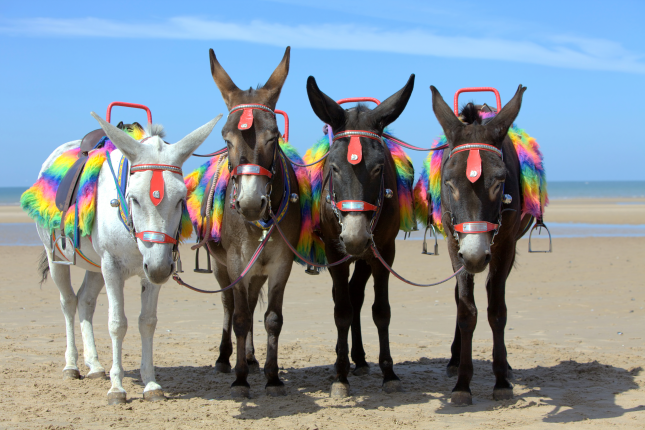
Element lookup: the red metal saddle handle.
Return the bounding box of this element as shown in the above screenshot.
[106,101,153,124]
[336,97,381,106]
[453,87,501,116]
[275,109,289,141]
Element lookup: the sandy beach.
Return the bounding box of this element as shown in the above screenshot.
[0,199,643,429]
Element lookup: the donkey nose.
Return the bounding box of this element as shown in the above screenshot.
[484,251,492,265]
[235,195,268,221]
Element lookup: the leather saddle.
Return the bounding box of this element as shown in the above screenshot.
[54,122,142,235]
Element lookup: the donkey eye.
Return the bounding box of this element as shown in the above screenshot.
[331,165,340,174]
[131,197,140,206]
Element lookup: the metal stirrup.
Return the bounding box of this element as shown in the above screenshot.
[528,219,552,253]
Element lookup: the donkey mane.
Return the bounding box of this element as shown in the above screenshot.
[459,102,483,125]
[144,123,166,139]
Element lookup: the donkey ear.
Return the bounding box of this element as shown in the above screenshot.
[306,76,345,131]
[209,49,240,109]
[430,85,463,144]
[171,114,223,166]
[486,84,527,142]
[263,47,290,108]
[91,112,142,163]
[371,74,415,132]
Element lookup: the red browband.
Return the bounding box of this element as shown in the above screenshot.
[130,164,183,207]
[333,130,383,165]
[449,143,502,184]
[229,104,275,131]
[453,222,498,234]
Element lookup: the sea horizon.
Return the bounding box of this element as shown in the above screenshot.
[2,180,643,205]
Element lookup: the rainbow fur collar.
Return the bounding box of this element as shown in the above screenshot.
[413,125,548,236]
[184,138,318,266]
[303,129,416,261]
[21,131,193,242]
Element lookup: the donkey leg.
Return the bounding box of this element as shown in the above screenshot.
[370,249,402,394]
[77,271,107,379]
[349,260,372,376]
[102,258,128,405]
[329,262,352,398]
[447,281,461,377]
[263,268,291,397]
[138,278,165,402]
[486,246,515,400]
[451,271,477,406]
[230,283,253,398]
[214,260,234,373]
[47,250,80,380]
[245,276,266,373]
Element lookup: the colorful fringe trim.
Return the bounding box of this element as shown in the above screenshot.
[184,139,319,265]
[21,142,116,238]
[414,124,548,236]
[21,129,193,242]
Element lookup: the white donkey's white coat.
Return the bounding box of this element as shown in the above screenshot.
[35,113,221,403]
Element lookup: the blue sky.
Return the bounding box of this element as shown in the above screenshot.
[1,0,644,186]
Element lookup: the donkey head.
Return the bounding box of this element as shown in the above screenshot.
[209,47,290,221]
[431,84,526,273]
[307,75,415,256]
[92,113,221,284]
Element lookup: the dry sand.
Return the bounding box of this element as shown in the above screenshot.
[0,200,643,429]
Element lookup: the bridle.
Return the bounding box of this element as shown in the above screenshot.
[326,130,388,234]
[226,104,280,222]
[444,142,511,245]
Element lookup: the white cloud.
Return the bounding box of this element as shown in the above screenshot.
[2,16,644,73]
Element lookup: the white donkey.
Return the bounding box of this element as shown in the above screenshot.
[35,112,221,404]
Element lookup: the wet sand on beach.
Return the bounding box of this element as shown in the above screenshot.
[0,201,643,429]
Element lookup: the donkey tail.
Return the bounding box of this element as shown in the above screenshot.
[38,249,50,285]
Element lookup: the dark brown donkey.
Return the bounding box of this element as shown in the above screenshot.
[206,47,302,398]
[306,75,414,397]
[429,85,533,405]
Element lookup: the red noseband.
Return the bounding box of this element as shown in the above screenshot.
[233,164,273,178]
[334,200,378,212]
[454,221,498,234]
[135,231,178,244]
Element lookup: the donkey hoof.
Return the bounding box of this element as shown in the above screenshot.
[383,380,403,394]
[446,366,459,377]
[330,382,350,398]
[143,389,166,402]
[451,391,472,406]
[215,362,231,374]
[63,369,81,380]
[266,385,287,397]
[107,391,127,405]
[231,386,251,399]
[86,370,108,380]
[493,388,513,401]
[353,365,370,377]
[247,361,261,374]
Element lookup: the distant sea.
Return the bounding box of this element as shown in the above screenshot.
[3,181,643,205]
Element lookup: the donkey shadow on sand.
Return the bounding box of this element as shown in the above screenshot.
[124,356,643,421]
